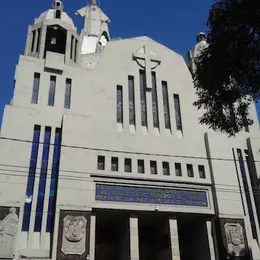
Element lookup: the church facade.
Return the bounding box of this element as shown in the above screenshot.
[1,1,260,259]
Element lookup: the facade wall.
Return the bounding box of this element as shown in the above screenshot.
[0,3,260,260]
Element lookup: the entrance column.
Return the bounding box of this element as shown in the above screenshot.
[169,218,181,260]
[89,214,96,260]
[206,220,216,260]
[130,215,139,260]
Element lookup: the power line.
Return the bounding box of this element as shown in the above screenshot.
[0,136,253,163]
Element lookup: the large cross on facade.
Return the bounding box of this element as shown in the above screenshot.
[133,45,161,90]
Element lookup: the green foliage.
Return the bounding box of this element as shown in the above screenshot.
[194,0,260,136]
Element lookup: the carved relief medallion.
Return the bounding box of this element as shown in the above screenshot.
[61,216,87,256]
[0,207,19,258]
[225,223,245,256]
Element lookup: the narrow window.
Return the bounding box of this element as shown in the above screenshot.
[111,157,119,171]
[125,158,132,173]
[48,76,56,106]
[31,73,40,104]
[128,76,136,125]
[64,78,72,109]
[35,127,51,232]
[55,10,61,19]
[36,29,41,53]
[138,160,145,174]
[70,35,74,60]
[151,72,159,128]
[139,70,147,127]
[46,128,62,233]
[162,162,170,176]
[162,81,171,129]
[31,30,36,53]
[74,40,78,62]
[117,85,123,123]
[150,161,157,175]
[22,125,41,231]
[174,94,183,131]
[237,149,257,239]
[175,163,182,176]
[198,165,206,179]
[97,156,105,170]
[187,164,194,177]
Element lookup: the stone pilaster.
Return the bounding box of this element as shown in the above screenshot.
[89,214,96,260]
[129,216,139,260]
[206,220,216,260]
[169,218,181,260]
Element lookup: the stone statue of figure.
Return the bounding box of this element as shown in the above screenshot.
[187,32,209,75]
[0,208,19,258]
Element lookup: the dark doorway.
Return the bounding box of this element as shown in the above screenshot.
[95,211,129,260]
[138,213,171,260]
[178,215,211,260]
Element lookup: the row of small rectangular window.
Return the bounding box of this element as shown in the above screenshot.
[97,156,206,179]
[117,71,183,132]
[31,73,71,109]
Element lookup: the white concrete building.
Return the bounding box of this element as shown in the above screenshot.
[1,1,260,259]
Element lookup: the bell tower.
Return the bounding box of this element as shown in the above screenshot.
[24,0,79,66]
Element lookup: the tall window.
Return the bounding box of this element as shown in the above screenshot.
[150,161,157,175]
[174,94,183,131]
[111,157,119,171]
[125,158,132,173]
[117,85,123,124]
[237,149,257,239]
[198,165,206,179]
[139,70,147,127]
[128,76,136,125]
[151,72,159,128]
[46,128,62,233]
[48,76,56,106]
[97,156,105,170]
[187,164,194,177]
[162,81,171,129]
[36,29,41,53]
[162,161,170,176]
[35,127,51,232]
[31,73,40,104]
[22,125,41,231]
[138,160,145,174]
[31,30,36,53]
[175,163,182,176]
[64,78,72,109]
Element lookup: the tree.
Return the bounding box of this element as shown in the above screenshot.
[194,0,260,136]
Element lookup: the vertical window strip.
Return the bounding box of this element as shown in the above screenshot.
[31,73,40,104]
[64,78,72,109]
[48,76,56,106]
[36,29,41,53]
[174,94,183,131]
[237,149,257,239]
[162,81,171,129]
[22,125,41,231]
[151,72,159,128]
[117,85,123,123]
[46,128,62,232]
[34,127,51,232]
[128,76,136,125]
[31,30,36,53]
[74,40,78,62]
[70,35,74,60]
[139,70,147,127]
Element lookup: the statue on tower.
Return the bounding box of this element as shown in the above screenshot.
[187,32,209,75]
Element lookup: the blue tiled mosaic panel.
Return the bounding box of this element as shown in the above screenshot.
[96,184,208,207]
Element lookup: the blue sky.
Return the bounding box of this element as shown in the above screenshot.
[0,0,259,125]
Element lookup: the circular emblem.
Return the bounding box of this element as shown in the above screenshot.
[64,216,86,242]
